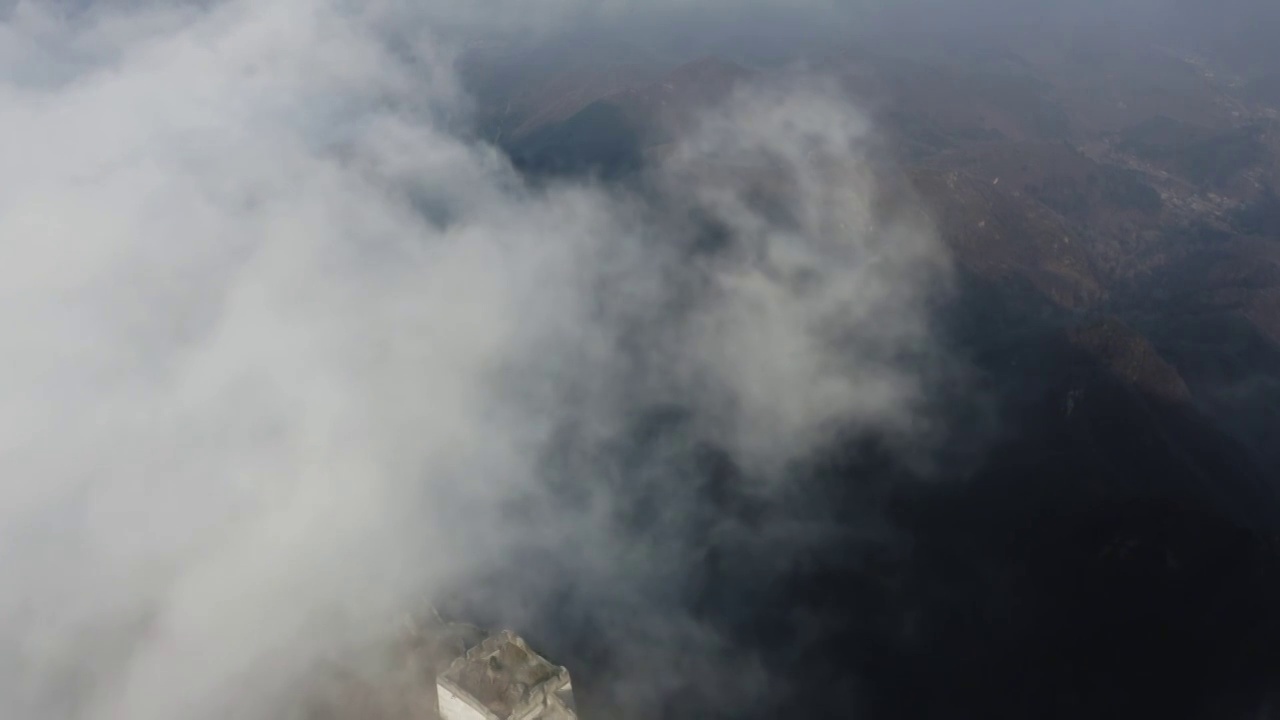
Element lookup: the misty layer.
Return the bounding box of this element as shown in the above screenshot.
[0,2,949,719]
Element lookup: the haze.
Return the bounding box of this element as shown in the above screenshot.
[3,2,1279,719]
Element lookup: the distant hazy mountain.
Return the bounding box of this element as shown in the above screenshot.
[455,24,1280,719]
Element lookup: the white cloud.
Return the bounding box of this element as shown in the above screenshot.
[0,2,950,718]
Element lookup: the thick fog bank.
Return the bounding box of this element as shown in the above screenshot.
[0,2,954,718]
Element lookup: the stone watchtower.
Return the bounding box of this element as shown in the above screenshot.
[435,631,578,720]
